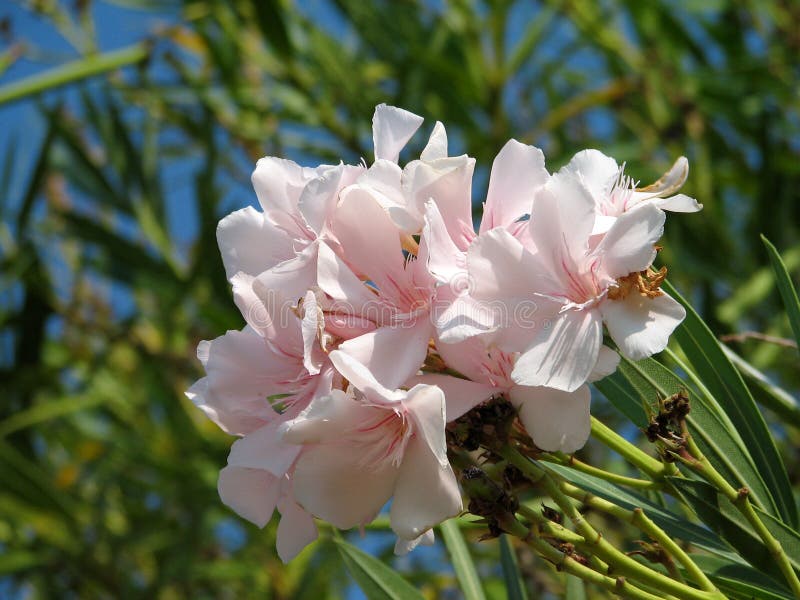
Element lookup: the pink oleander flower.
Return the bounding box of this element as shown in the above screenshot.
[460,169,686,392]
[561,149,702,235]
[187,103,702,564]
[414,336,619,453]
[281,351,462,551]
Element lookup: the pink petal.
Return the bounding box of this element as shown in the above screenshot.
[328,351,402,402]
[276,494,318,563]
[282,389,373,445]
[253,241,320,305]
[228,421,302,477]
[467,228,538,300]
[251,157,318,214]
[231,273,275,338]
[402,384,448,466]
[217,465,279,528]
[422,200,466,284]
[216,207,292,280]
[298,163,364,236]
[404,155,475,247]
[406,373,495,421]
[600,292,685,360]
[316,242,377,309]
[389,435,462,540]
[333,187,407,294]
[510,384,591,453]
[292,443,398,530]
[480,140,548,233]
[335,318,433,390]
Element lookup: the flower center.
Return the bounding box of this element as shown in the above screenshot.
[607,266,667,301]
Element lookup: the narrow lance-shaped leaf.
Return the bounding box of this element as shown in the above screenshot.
[499,535,529,600]
[662,280,797,528]
[761,235,800,351]
[439,518,487,600]
[334,538,424,600]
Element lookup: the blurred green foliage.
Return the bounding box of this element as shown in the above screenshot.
[0,0,798,597]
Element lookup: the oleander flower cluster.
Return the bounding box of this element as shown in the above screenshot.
[187,105,701,562]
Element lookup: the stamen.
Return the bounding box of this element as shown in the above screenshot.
[607,266,667,301]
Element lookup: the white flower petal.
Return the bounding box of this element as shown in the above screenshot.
[373,104,424,163]
[394,529,435,555]
[587,345,620,382]
[601,292,686,360]
[423,200,467,284]
[560,149,619,202]
[653,193,703,213]
[594,203,665,279]
[511,309,602,392]
[420,121,448,161]
[510,384,591,453]
[328,350,402,402]
[298,163,363,236]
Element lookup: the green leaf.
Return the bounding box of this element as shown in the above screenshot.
[663,280,797,528]
[689,555,793,600]
[564,574,587,600]
[0,550,49,574]
[0,394,108,438]
[0,43,149,106]
[333,538,423,600]
[543,463,740,561]
[667,477,800,585]
[248,0,293,58]
[722,346,800,427]
[439,518,487,600]
[499,535,528,600]
[762,235,800,351]
[593,370,649,427]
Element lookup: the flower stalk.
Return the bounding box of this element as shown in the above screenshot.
[501,447,725,600]
[590,417,679,480]
[679,432,800,598]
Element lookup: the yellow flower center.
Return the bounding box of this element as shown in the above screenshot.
[607,266,667,301]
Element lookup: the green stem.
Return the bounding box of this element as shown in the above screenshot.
[590,417,678,480]
[517,504,587,545]
[558,481,717,592]
[544,452,662,490]
[502,447,724,600]
[0,43,150,106]
[498,513,666,600]
[682,435,800,598]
